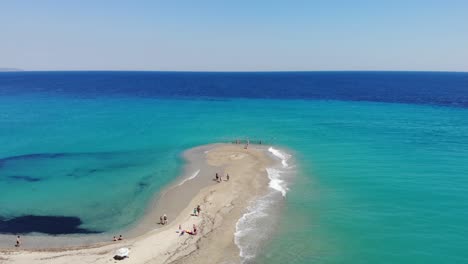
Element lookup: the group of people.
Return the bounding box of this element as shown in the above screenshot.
[215,173,230,183]
[192,204,202,216]
[234,139,261,144]
[112,235,123,241]
[234,138,251,149]
[15,235,21,247]
[14,234,125,247]
[159,214,168,225]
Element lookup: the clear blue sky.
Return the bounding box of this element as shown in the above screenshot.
[1,0,467,71]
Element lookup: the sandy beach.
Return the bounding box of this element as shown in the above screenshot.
[0,144,274,264]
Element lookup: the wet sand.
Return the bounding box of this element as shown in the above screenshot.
[0,144,274,264]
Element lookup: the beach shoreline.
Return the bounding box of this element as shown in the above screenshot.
[0,143,280,264]
[0,144,221,249]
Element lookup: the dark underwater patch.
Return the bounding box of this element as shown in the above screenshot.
[0,153,67,165]
[0,152,139,181]
[88,169,98,174]
[8,175,41,182]
[65,162,141,179]
[137,181,149,191]
[0,215,100,235]
[0,151,124,167]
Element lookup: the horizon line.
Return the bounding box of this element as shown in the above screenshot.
[1,70,468,74]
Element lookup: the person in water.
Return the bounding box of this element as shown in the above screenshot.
[113,236,117,241]
[15,236,21,247]
[118,235,123,240]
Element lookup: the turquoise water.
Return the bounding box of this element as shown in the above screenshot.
[1,95,468,262]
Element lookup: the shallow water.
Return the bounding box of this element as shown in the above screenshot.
[1,72,468,263]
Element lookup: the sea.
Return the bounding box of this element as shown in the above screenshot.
[0,71,467,263]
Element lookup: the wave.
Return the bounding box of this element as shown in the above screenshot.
[267,147,292,196]
[177,169,200,186]
[268,146,291,168]
[234,193,277,263]
[235,146,293,263]
[266,168,288,197]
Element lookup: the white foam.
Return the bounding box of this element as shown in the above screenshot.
[267,147,291,196]
[268,147,291,168]
[234,147,293,263]
[177,169,200,186]
[266,168,288,197]
[234,194,275,262]
[234,147,294,264]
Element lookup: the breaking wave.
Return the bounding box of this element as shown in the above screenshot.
[234,146,294,263]
[177,169,200,186]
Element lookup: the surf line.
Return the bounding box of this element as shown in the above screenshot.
[234,146,292,263]
[178,169,201,186]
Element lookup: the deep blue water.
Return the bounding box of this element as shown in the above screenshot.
[1,71,468,107]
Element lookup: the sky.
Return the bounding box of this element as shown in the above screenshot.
[0,0,467,71]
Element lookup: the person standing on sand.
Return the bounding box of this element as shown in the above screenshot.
[197,205,201,215]
[193,207,198,216]
[215,173,219,182]
[15,236,21,247]
[163,214,168,224]
[219,174,222,182]
[226,173,230,181]
[160,215,164,225]
[193,224,197,235]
